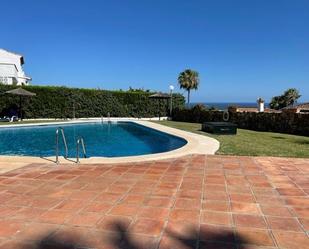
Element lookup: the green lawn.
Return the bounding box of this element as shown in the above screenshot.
[153,121,309,158]
[0,120,69,125]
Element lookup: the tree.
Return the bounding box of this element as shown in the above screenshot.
[128,87,150,93]
[178,69,199,105]
[270,88,301,110]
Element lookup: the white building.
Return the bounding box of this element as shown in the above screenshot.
[0,49,31,85]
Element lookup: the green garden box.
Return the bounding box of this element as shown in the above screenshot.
[202,122,237,135]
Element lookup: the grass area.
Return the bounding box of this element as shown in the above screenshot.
[154,120,309,158]
[0,120,70,125]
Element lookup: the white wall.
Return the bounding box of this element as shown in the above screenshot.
[0,49,31,85]
[0,64,18,77]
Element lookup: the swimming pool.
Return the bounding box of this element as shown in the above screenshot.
[0,122,187,158]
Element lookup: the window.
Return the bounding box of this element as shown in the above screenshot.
[0,76,8,84]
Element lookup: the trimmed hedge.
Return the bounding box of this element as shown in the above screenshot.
[172,106,309,136]
[0,85,185,118]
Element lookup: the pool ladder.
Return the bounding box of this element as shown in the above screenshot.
[55,127,87,164]
[76,137,87,163]
[101,112,111,124]
[55,127,68,164]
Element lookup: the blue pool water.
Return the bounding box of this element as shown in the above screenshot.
[0,122,187,157]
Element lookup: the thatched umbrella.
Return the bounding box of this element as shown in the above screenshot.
[149,92,171,120]
[5,88,36,120]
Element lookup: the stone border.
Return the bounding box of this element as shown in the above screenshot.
[0,119,219,167]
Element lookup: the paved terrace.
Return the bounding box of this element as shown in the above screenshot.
[0,155,308,249]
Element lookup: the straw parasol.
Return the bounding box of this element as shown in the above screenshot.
[5,87,36,120]
[149,92,171,120]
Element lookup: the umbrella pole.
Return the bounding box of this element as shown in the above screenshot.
[159,99,161,121]
[19,96,22,121]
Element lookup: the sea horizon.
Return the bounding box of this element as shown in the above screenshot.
[189,102,268,110]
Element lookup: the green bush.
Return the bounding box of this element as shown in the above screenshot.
[172,107,223,123]
[0,85,185,118]
[172,107,309,136]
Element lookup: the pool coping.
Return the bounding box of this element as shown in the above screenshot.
[0,119,219,167]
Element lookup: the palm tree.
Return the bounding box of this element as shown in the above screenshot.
[178,69,199,105]
[284,88,301,106]
[270,88,301,110]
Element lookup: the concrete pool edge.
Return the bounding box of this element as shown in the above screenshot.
[0,119,220,168]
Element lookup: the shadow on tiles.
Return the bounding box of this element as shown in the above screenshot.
[20,221,249,249]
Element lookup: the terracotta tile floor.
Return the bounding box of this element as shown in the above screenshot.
[0,155,308,249]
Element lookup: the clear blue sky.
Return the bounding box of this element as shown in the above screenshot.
[2,0,309,102]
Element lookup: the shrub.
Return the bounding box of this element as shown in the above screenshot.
[0,85,185,118]
[172,106,309,136]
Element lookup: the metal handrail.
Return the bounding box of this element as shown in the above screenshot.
[76,137,87,163]
[55,127,68,164]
